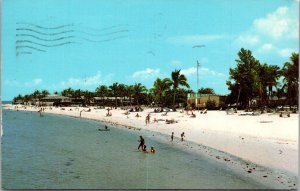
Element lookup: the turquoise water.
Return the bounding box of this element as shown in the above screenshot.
[2,109,268,189]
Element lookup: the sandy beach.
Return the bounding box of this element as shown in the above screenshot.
[3,104,298,188]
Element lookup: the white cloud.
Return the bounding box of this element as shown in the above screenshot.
[278,48,296,57]
[5,78,43,87]
[181,67,197,76]
[235,5,298,58]
[253,6,291,39]
[131,68,160,80]
[60,71,113,87]
[257,43,274,53]
[181,67,225,78]
[200,67,225,77]
[167,35,225,45]
[235,35,260,46]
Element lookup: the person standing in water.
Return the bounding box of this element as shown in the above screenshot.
[171,132,174,141]
[142,145,148,153]
[138,136,145,150]
[181,132,185,141]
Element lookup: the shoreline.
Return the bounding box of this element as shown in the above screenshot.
[2,104,298,188]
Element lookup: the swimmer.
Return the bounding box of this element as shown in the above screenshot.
[150,146,155,153]
[181,132,185,141]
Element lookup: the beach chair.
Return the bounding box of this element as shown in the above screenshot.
[279,111,290,118]
[161,111,168,116]
[252,111,261,116]
[226,108,235,115]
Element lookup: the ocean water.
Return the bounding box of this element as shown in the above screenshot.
[2,101,12,104]
[1,109,268,189]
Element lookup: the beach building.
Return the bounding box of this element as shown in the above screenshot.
[72,96,85,106]
[92,96,133,106]
[40,95,72,106]
[250,96,288,107]
[187,93,227,109]
[13,100,23,105]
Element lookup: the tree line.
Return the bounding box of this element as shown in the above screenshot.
[12,48,299,109]
[227,48,298,108]
[13,70,191,110]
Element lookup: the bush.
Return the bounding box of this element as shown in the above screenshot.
[206,100,217,110]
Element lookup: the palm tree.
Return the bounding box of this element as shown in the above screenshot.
[32,90,42,106]
[74,89,82,98]
[125,85,134,106]
[198,87,215,95]
[133,83,147,107]
[257,64,280,106]
[118,83,126,107]
[95,85,109,106]
[82,90,94,106]
[227,48,260,108]
[281,53,299,107]
[41,90,50,97]
[23,94,32,105]
[61,88,74,97]
[266,65,280,104]
[151,78,172,108]
[170,69,190,111]
[109,82,120,107]
[13,94,23,104]
[39,90,50,106]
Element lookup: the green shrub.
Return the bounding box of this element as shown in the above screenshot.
[206,100,217,110]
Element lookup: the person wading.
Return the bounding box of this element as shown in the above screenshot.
[138,136,145,150]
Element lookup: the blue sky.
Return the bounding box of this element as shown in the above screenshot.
[2,0,299,100]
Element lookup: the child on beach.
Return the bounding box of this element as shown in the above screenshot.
[181,132,185,141]
[138,136,145,150]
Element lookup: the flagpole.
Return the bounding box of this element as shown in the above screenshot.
[194,45,205,110]
[196,60,200,110]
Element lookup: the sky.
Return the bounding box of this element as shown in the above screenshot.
[2,0,299,101]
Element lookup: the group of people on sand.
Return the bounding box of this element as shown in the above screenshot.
[138,136,155,154]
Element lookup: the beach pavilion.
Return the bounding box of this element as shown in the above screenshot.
[39,95,72,106]
[187,93,227,109]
